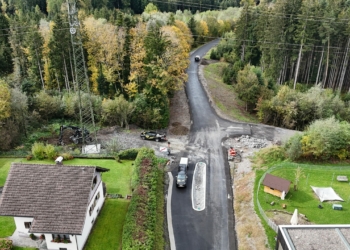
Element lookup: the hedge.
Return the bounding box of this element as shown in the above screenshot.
[122,147,165,250]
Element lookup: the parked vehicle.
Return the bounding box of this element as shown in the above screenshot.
[194,55,200,62]
[140,131,166,142]
[58,125,92,145]
[176,157,189,188]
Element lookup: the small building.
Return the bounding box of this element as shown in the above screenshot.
[276,225,350,249]
[262,173,291,198]
[0,163,109,250]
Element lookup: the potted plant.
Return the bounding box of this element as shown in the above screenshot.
[39,234,45,240]
[29,233,36,240]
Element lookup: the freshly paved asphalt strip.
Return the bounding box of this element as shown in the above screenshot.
[167,172,176,250]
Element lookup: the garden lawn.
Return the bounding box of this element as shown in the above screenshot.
[84,199,129,250]
[257,162,350,224]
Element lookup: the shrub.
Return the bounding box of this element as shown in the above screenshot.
[0,238,12,250]
[61,152,73,160]
[29,233,37,240]
[252,146,286,167]
[284,133,303,160]
[45,144,57,160]
[33,91,62,121]
[301,116,350,160]
[32,142,46,160]
[117,148,139,160]
[105,139,122,155]
[26,155,33,160]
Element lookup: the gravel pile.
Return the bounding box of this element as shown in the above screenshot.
[225,135,270,149]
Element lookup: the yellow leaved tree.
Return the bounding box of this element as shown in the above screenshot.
[126,22,147,98]
[83,16,125,93]
[0,80,11,121]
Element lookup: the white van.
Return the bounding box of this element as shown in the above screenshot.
[176,157,189,188]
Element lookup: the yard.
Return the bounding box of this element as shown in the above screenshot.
[0,158,134,250]
[257,162,350,224]
[84,199,130,250]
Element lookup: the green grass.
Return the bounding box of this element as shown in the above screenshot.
[255,163,350,247]
[203,62,259,123]
[254,170,277,249]
[12,247,37,250]
[85,199,130,250]
[0,216,15,237]
[259,163,350,224]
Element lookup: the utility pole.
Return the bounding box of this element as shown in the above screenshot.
[67,0,98,153]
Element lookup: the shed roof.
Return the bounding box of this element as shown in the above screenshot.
[262,173,291,193]
[0,163,109,234]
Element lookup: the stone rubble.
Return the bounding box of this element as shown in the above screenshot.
[225,135,270,150]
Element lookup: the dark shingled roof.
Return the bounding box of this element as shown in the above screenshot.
[262,173,291,193]
[0,163,109,235]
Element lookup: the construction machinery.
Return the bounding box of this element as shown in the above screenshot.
[58,125,92,145]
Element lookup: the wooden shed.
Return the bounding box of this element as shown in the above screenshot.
[262,173,291,198]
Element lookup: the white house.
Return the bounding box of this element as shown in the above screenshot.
[0,162,109,250]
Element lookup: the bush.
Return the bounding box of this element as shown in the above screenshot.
[284,133,303,160]
[301,116,350,160]
[61,152,74,160]
[117,148,139,160]
[45,144,57,160]
[0,239,12,250]
[32,142,46,160]
[105,139,122,155]
[29,233,37,240]
[33,91,62,121]
[252,146,286,167]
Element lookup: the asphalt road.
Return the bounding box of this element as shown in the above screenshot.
[171,40,238,250]
[170,40,279,250]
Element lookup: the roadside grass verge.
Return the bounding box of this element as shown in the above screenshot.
[202,62,259,123]
[84,199,130,250]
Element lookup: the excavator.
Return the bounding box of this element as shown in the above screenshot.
[58,125,93,145]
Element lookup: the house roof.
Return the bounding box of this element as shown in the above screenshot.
[262,173,291,193]
[0,163,109,235]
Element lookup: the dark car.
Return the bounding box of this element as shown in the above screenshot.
[194,55,200,62]
[176,171,188,187]
[176,157,189,188]
[140,131,166,142]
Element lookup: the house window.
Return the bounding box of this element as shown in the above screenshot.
[270,187,275,190]
[24,222,31,229]
[89,206,93,216]
[92,176,97,189]
[59,248,67,250]
[96,191,100,200]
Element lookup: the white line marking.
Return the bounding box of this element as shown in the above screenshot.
[167,172,176,250]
